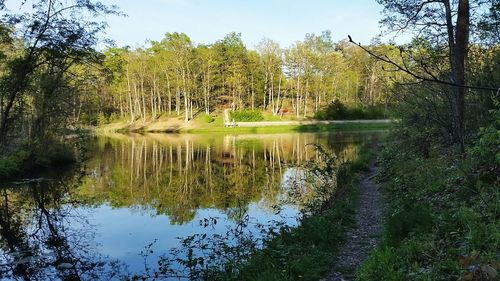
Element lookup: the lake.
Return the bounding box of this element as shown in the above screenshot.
[0,131,383,280]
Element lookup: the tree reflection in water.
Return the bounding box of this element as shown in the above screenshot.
[0,131,383,280]
[0,175,126,280]
[78,132,375,224]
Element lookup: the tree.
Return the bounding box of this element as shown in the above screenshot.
[95,30,400,124]
[372,0,499,151]
[256,38,282,114]
[196,45,216,114]
[213,32,248,110]
[0,0,118,146]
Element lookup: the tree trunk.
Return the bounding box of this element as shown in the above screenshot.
[182,69,189,123]
[276,74,282,115]
[263,72,268,110]
[166,73,172,115]
[127,65,134,122]
[444,0,469,152]
[296,74,300,118]
[271,72,275,115]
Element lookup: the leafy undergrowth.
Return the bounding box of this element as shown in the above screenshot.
[357,116,499,281]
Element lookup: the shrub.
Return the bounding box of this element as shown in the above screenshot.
[385,203,434,246]
[230,110,264,122]
[347,107,364,119]
[0,150,29,179]
[357,247,405,281]
[362,106,386,119]
[202,113,214,123]
[314,100,387,120]
[108,113,122,123]
[313,110,328,120]
[321,100,348,119]
[97,112,107,126]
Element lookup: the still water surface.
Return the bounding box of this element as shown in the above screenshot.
[0,131,382,280]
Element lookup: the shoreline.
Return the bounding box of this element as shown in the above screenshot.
[97,119,394,134]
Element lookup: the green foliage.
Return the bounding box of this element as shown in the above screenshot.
[470,101,500,168]
[0,149,30,179]
[349,144,376,173]
[230,110,264,122]
[88,31,400,125]
[358,109,500,281]
[97,112,108,126]
[357,247,405,281]
[315,100,347,119]
[202,113,215,123]
[0,0,118,146]
[314,100,387,120]
[385,204,434,246]
[0,140,76,179]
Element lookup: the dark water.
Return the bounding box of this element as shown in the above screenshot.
[0,131,383,280]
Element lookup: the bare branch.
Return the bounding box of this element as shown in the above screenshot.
[347,35,499,92]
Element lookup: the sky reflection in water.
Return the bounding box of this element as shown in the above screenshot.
[0,131,382,279]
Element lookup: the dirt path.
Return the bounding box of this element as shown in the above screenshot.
[321,160,385,281]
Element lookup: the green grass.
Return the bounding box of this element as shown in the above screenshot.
[181,122,393,134]
[97,110,393,134]
[235,186,360,281]
[230,110,264,121]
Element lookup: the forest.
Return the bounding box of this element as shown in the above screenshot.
[1,0,495,159]
[0,0,498,280]
[91,31,397,124]
[0,0,403,176]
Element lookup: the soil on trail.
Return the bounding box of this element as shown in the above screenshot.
[321,161,385,281]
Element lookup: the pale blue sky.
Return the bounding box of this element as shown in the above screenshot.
[100,0,385,49]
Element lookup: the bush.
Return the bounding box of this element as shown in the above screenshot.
[314,100,348,120]
[357,247,405,281]
[314,100,387,120]
[108,113,122,123]
[97,112,108,126]
[385,203,434,246]
[230,110,264,122]
[0,150,29,179]
[202,113,214,123]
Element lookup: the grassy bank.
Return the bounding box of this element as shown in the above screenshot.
[357,123,499,280]
[98,115,393,134]
[181,122,392,134]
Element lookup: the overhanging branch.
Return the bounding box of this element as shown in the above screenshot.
[348,35,499,92]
